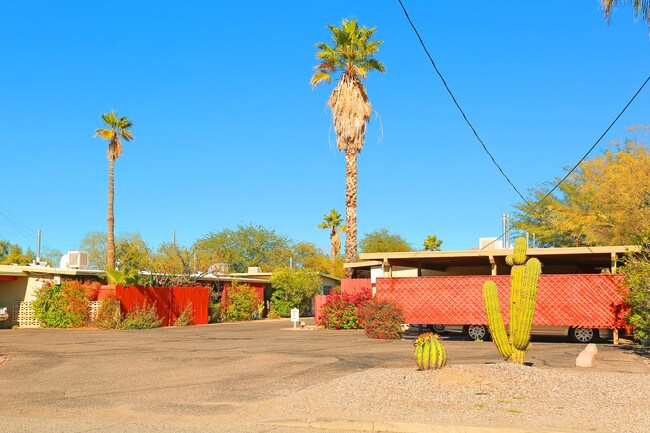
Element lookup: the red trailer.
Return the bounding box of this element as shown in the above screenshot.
[341,245,636,344]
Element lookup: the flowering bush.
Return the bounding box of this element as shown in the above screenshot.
[32,280,90,328]
[359,299,405,339]
[318,288,372,329]
[120,303,161,330]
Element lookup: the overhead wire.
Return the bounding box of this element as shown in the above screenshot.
[396,0,650,249]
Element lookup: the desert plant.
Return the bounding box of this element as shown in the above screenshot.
[223,282,259,321]
[120,303,161,330]
[414,332,447,370]
[95,293,122,329]
[483,237,542,364]
[318,288,372,329]
[32,281,90,328]
[174,302,194,326]
[359,299,405,339]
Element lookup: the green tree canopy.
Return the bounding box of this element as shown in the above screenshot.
[513,137,650,246]
[359,228,412,253]
[194,224,293,273]
[0,241,35,265]
[270,267,322,316]
[423,235,443,251]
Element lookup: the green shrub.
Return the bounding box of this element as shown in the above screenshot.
[268,302,281,319]
[224,282,259,321]
[33,281,90,328]
[95,293,122,329]
[120,304,161,330]
[208,301,222,323]
[174,303,194,326]
[622,232,650,341]
[270,267,321,316]
[359,299,405,339]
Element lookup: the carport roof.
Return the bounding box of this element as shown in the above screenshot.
[345,245,639,270]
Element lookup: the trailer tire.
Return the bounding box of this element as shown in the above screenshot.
[464,324,489,341]
[569,327,597,343]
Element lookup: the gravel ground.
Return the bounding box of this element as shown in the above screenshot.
[272,363,649,433]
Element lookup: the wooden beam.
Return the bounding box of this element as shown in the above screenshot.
[0,276,17,281]
[489,255,497,276]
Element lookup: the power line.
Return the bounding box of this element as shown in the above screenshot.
[397,0,650,248]
[396,0,529,205]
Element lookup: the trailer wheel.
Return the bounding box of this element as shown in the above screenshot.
[432,324,446,334]
[464,324,489,341]
[569,327,597,343]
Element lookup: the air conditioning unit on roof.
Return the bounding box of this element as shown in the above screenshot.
[479,237,502,250]
[64,251,89,269]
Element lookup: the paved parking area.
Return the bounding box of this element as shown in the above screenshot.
[0,319,646,432]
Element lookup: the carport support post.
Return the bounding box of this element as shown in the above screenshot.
[489,256,497,276]
[613,329,619,346]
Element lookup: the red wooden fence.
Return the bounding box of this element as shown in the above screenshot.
[374,274,628,328]
[115,285,209,326]
[341,278,372,295]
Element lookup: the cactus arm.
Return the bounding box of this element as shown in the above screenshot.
[483,281,512,360]
[509,265,525,339]
[512,237,528,265]
[512,258,541,350]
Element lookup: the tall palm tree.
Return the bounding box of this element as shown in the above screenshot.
[317,209,345,261]
[94,111,134,269]
[311,18,385,276]
[602,0,650,25]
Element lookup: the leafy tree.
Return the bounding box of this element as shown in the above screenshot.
[80,231,108,270]
[148,242,212,286]
[360,228,412,253]
[0,242,35,265]
[311,18,385,275]
[423,235,443,251]
[291,241,344,278]
[602,0,650,26]
[115,233,151,284]
[621,231,650,341]
[513,138,650,246]
[270,267,322,316]
[94,111,134,269]
[317,209,345,261]
[195,224,293,273]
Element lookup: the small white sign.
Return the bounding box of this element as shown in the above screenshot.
[290,308,300,323]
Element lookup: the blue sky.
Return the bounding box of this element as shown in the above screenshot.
[2,1,650,256]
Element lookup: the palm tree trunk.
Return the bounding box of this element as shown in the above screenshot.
[107,158,115,269]
[344,147,358,277]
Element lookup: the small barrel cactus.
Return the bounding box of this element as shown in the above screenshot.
[414,332,447,370]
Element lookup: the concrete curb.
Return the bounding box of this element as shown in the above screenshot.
[260,418,578,433]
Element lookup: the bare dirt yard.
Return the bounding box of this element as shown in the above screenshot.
[0,319,647,433]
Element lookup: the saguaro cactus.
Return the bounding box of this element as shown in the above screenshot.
[414,332,447,370]
[483,237,541,364]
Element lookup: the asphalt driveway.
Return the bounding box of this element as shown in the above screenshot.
[0,319,646,432]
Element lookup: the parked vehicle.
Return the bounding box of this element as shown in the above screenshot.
[429,324,611,343]
[0,307,8,322]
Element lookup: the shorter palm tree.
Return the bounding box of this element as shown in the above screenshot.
[317,209,345,261]
[94,111,134,269]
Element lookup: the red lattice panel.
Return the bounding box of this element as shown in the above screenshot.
[375,274,627,328]
[341,279,371,295]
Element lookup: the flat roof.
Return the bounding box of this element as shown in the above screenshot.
[0,265,103,277]
[229,271,341,282]
[345,245,639,269]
